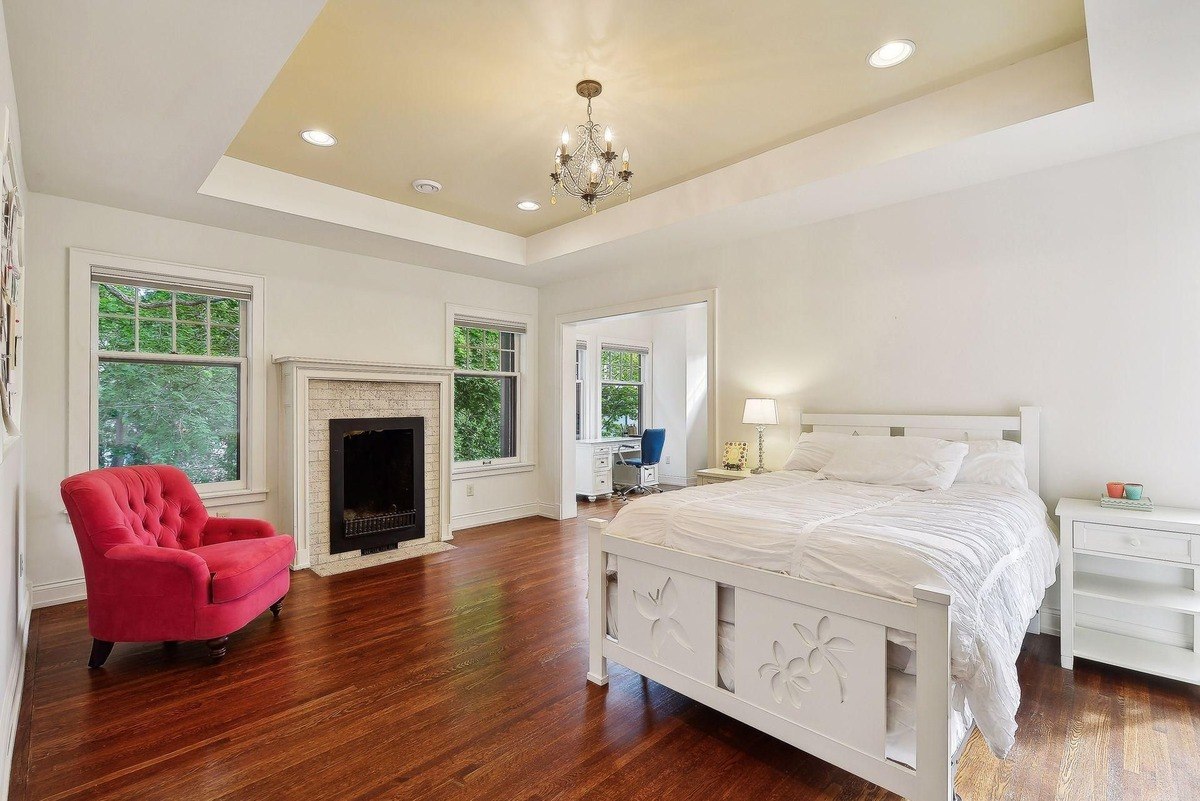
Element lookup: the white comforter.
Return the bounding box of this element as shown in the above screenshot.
[605,470,1058,758]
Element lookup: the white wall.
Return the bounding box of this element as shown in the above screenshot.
[539,132,1200,643]
[0,3,27,794]
[23,192,539,604]
[683,304,709,479]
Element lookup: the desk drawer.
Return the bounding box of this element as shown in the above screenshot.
[593,453,612,471]
[594,472,611,493]
[1074,521,1197,564]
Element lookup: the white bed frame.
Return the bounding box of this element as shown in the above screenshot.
[587,407,1041,801]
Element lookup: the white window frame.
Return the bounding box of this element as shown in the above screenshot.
[598,338,652,438]
[445,304,534,478]
[575,342,587,441]
[68,249,268,507]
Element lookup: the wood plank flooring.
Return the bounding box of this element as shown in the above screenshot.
[10,499,1200,800]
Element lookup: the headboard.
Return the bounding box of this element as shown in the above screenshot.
[800,406,1041,495]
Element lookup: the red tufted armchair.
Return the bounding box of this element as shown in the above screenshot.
[60,465,294,668]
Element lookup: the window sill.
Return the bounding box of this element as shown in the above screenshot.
[452,462,536,479]
[199,488,269,508]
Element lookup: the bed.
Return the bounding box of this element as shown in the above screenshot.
[586,408,1056,801]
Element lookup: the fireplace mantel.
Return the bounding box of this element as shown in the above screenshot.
[276,355,454,569]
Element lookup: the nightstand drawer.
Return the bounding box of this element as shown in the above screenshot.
[1073,521,1197,564]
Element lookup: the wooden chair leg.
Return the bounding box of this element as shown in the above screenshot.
[206,636,229,662]
[88,639,114,669]
[270,597,284,618]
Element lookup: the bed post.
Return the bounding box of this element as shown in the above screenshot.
[1019,406,1041,497]
[587,518,609,686]
[914,584,955,801]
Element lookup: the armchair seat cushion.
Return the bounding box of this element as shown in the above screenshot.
[191,535,295,604]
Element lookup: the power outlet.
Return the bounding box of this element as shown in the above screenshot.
[665,456,672,464]
[465,484,475,497]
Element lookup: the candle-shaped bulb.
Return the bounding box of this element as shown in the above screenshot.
[622,147,629,169]
[561,127,570,146]
[590,158,600,174]
[604,126,613,148]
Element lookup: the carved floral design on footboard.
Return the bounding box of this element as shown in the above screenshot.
[758,616,856,707]
[632,577,694,657]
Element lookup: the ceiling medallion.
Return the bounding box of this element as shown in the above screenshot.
[550,80,633,215]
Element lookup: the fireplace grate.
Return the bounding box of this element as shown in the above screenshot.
[344,509,417,539]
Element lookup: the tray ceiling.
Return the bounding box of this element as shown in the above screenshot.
[225,0,1086,237]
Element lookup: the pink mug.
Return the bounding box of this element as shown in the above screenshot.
[1106,482,1125,499]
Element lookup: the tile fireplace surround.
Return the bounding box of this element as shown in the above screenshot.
[275,356,454,575]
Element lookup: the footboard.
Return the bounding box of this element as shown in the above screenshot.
[587,518,956,801]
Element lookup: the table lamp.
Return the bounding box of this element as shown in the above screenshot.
[742,398,778,474]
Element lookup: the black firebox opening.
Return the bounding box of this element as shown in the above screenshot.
[329,416,425,555]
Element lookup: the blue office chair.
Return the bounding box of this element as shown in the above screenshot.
[616,428,667,499]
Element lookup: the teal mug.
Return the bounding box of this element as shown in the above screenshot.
[1123,483,1144,500]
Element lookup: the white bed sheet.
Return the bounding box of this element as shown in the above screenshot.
[604,470,1057,758]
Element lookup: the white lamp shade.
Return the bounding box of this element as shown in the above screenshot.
[742,398,778,425]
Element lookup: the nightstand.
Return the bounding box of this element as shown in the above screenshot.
[696,467,755,485]
[1056,498,1200,684]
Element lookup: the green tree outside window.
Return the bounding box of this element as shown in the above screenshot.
[95,283,243,485]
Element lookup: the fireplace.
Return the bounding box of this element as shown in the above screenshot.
[329,416,425,555]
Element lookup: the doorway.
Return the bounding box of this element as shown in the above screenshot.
[555,290,716,520]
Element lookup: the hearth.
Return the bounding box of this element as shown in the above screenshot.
[329,416,425,555]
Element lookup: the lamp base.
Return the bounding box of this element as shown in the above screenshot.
[751,425,767,475]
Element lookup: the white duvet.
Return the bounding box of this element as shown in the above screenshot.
[605,470,1058,758]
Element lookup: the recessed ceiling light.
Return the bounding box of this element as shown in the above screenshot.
[412,179,442,194]
[867,40,916,69]
[516,200,540,211]
[299,129,337,147]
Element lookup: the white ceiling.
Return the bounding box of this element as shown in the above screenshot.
[6,0,1200,287]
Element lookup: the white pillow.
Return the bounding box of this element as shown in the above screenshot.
[816,436,968,491]
[953,439,1028,490]
[781,432,851,471]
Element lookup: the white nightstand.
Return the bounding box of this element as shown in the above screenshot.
[1056,498,1200,684]
[696,467,756,485]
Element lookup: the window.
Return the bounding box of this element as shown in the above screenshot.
[69,249,267,505]
[94,282,246,487]
[452,320,523,466]
[575,342,586,440]
[600,345,648,437]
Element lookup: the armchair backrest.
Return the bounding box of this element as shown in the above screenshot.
[640,428,667,466]
[61,465,210,557]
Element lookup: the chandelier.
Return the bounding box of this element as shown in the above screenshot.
[550,80,632,214]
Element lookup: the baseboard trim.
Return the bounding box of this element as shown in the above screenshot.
[536,502,562,520]
[451,503,541,532]
[2,586,31,799]
[31,578,86,609]
[1038,606,1190,649]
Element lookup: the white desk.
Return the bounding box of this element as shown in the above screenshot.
[576,437,641,501]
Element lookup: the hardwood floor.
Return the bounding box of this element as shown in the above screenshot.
[11,499,1200,800]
